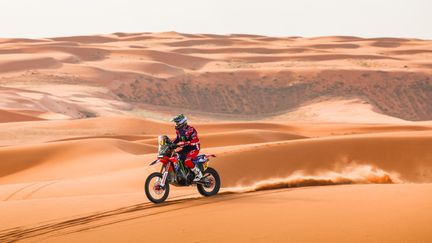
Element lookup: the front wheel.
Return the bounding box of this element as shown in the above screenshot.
[197,167,220,196]
[145,172,170,203]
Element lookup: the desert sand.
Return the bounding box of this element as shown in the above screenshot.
[0,33,432,242]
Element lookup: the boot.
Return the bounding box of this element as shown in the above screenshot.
[192,166,203,182]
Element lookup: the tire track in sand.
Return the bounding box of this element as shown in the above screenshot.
[21,180,59,200]
[0,189,287,242]
[3,182,40,201]
[3,180,59,201]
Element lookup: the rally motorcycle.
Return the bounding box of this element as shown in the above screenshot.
[145,135,221,203]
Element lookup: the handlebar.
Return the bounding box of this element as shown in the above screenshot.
[169,143,179,149]
[170,142,189,149]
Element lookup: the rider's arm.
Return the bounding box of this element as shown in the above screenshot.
[172,130,180,144]
[190,127,198,141]
[183,127,198,145]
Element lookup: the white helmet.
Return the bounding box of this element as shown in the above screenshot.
[171,113,188,129]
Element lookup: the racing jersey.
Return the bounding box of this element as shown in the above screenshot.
[173,125,200,149]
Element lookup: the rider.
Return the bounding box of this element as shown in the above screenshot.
[170,114,203,181]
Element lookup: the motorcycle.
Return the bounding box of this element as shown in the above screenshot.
[144,135,221,203]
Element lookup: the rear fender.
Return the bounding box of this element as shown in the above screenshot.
[194,154,216,163]
[194,154,216,170]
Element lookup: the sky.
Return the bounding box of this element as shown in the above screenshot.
[0,0,431,39]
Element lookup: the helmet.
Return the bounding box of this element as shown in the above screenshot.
[171,113,188,130]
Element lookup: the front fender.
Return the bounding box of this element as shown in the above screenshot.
[149,159,158,166]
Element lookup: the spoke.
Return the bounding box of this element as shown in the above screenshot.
[203,175,215,189]
[151,177,165,197]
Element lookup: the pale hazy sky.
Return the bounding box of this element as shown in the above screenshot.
[0,0,431,39]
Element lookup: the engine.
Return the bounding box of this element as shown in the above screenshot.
[176,169,195,186]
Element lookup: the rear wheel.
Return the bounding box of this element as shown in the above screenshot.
[145,172,170,203]
[197,167,220,196]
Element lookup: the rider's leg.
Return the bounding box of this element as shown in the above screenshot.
[177,151,187,170]
[196,161,204,173]
[178,147,194,172]
[185,149,202,181]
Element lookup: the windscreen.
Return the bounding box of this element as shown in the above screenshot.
[157,135,171,158]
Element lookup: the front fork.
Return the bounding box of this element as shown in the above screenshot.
[159,164,170,187]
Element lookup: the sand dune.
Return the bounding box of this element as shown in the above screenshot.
[112,49,212,70]
[0,120,431,201]
[2,115,431,146]
[0,138,153,182]
[23,184,429,243]
[172,47,310,54]
[0,32,431,121]
[0,109,44,123]
[307,43,361,49]
[97,60,185,78]
[0,55,62,73]
[0,117,430,242]
[1,117,431,183]
[50,35,119,44]
[216,131,432,186]
[1,33,432,242]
